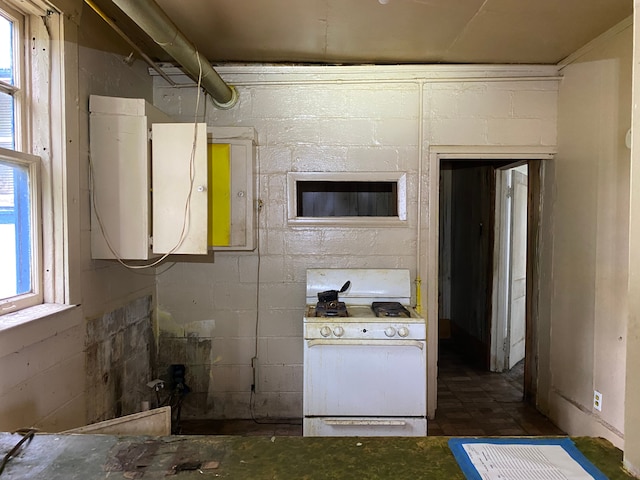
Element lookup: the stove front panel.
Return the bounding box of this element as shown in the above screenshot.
[303,340,426,417]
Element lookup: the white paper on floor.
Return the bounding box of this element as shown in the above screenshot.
[461,443,597,480]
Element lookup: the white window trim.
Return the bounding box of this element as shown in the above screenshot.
[0,0,76,321]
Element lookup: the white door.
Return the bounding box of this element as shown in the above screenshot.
[507,168,528,369]
[491,166,528,372]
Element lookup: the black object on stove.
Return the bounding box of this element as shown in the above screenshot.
[317,280,351,303]
[315,301,348,317]
[371,302,411,318]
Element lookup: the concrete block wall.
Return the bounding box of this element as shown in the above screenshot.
[153,66,559,420]
[427,81,557,146]
[0,5,158,433]
[77,9,158,320]
[85,296,154,423]
[76,6,159,426]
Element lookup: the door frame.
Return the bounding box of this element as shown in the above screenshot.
[424,146,554,418]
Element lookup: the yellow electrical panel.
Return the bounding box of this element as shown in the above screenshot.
[208,143,231,247]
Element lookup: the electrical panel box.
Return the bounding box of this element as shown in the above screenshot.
[89,95,256,260]
[207,127,257,252]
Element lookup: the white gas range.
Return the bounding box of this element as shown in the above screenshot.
[303,268,427,437]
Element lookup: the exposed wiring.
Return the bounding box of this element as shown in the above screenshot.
[89,51,205,270]
[248,194,300,426]
[127,261,177,277]
[248,145,287,424]
[156,386,187,434]
[249,172,262,423]
[0,428,37,475]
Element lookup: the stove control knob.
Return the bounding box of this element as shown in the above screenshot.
[333,326,345,337]
[398,327,410,338]
[384,326,397,337]
[320,326,332,337]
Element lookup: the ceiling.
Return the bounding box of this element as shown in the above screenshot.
[92,0,633,66]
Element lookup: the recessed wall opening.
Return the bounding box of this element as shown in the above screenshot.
[287,172,407,225]
[296,181,398,217]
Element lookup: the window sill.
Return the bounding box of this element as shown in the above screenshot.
[0,304,81,354]
[288,217,408,227]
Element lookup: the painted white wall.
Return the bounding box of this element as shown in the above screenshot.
[625,3,640,475]
[541,23,631,448]
[77,7,158,321]
[0,306,84,432]
[0,2,157,432]
[153,66,559,419]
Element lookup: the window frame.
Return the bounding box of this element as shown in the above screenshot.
[0,1,25,152]
[287,171,408,227]
[0,147,42,313]
[0,0,51,315]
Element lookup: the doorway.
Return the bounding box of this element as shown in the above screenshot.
[429,158,558,436]
[438,160,523,371]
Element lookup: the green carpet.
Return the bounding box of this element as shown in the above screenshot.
[0,433,635,479]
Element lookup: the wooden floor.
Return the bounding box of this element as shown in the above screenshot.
[428,340,564,436]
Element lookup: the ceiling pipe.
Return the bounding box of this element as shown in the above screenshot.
[111,0,238,109]
[84,0,177,87]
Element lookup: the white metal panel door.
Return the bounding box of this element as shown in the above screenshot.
[152,123,208,254]
[89,114,151,260]
[229,143,248,247]
[303,340,426,417]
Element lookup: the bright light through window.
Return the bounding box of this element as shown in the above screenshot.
[0,13,13,81]
[0,5,37,308]
[0,13,15,150]
[0,160,30,298]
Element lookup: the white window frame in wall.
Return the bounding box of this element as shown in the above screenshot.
[0,0,67,317]
[287,171,408,226]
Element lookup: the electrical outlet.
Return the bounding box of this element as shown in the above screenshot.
[593,390,603,412]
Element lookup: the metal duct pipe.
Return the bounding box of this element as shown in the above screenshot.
[112,0,238,109]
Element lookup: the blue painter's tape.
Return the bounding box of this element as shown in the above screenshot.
[448,437,608,480]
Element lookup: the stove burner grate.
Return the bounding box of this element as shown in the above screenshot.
[315,301,348,317]
[371,301,411,318]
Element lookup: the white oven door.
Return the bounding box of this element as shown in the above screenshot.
[303,339,426,417]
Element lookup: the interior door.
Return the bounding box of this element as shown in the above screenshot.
[507,169,528,368]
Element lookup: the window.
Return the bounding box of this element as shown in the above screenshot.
[0,151,39,301]
[287,172,407,226]
[0,1,45,314]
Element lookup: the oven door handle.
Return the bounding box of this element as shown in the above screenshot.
[323,419,407,427]
[306,339,424,349]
